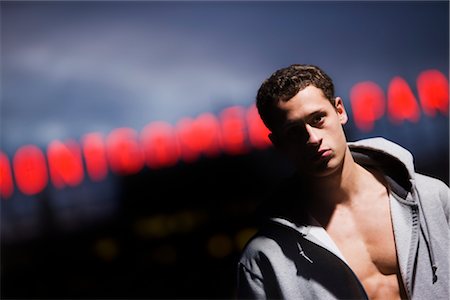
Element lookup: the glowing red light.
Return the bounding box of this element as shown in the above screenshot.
[417,70,449,117]
[2,68,448,197]
[220,106,248,155]
[107,128,145,175]
[47,140,84,188]
[350,81,385,132]
[141,122,180,169]
[82,133,108,181]
[13,145,48,196]
[246,104,271,149]
[176,113,222,163]
[388,77,420,123]
[0,152,14,199]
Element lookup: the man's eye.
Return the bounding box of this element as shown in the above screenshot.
[311,115,324,126]
[284,127,299,138]
[283,126,307,141]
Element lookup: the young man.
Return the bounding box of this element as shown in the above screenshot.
[236,64,449,299]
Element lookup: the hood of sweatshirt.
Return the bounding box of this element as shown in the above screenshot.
[348,137,416,203]
[349,137,415,176]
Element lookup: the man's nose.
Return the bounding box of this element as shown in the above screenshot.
[305,124,322,145]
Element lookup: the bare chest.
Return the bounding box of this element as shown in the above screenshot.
[326,194,404,299]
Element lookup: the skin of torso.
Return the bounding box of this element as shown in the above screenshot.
[320,166,408,300]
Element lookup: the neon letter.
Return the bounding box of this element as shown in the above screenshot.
[106,128,144,175]
[388,77,420,123]
[350,81,385,132]
[220,106,248,155]
[47,140,84,188]
[176,113,222,163]
[246,104,271,149]
[141,122,179,169]
[82,133,108,181]
[417,69,449,117]
[0,152,14,199]
[13,145,48,195]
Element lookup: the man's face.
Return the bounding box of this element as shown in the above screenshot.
[269,85,349,178]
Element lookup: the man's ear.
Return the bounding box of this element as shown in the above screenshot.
[335,97,348,125]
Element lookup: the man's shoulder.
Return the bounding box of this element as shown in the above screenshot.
[415,173,449,192]
[414,173,450,224]
[415,173,449,210]
[240,227,285,259]
[239,221,303,264]
[238,230,286,275]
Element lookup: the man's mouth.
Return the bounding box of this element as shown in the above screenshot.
[311,149,332,161]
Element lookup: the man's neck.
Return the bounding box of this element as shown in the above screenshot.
[306,148,370,225]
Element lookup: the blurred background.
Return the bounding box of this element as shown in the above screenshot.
[1,1,448,299]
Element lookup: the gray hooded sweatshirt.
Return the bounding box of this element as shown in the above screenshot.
[237,137,449,299]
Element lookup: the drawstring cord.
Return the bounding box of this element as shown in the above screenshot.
[416,187,438,283]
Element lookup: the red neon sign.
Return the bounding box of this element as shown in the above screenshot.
[246,105,271,149]
[417,70,449,117]
[1,69,448,198]
[12,145,48,196]
[82,133,108,181]
[349,69,448,131]
[47,140,84,188]
[350,81,385,132]
[220,106,248,155]
[107,128,145,175]
[176,113,222,163]
[141,122,180,169]
[0,152,14,199]
[388,77,420,124]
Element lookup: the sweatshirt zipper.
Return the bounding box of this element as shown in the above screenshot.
[271,219,369,300]
[297,236,370,300]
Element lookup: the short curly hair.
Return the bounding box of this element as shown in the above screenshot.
[256,64,335,131]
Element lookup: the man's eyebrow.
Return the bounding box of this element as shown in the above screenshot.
[281,120,303,131]
[282,110,325,129]
[307,110,326,120]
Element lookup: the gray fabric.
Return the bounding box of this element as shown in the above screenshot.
[237,137,450,299]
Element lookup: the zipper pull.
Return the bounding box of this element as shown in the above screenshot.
[297,243,313,263]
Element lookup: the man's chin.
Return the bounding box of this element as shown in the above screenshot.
[303,160,338,178]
